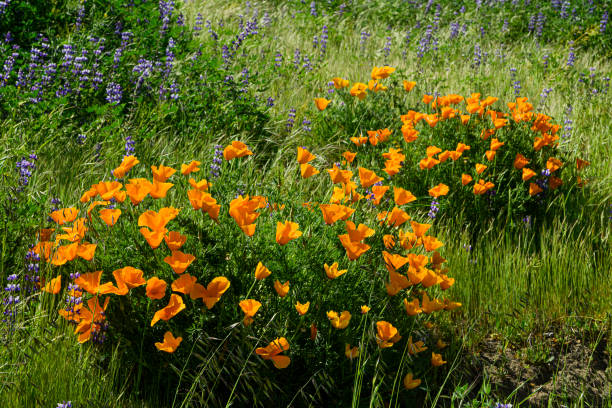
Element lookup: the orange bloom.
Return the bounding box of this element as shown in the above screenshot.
[324,262,347,279]
[490,138,505,151]
[99,208,121,226]
[275,221,302,245]
[422,292,444,313]
[151,293,186,326]
[191,276,231,309]
[342,151,356,163]
[410,221,431,238]
[295,301,310,316]
[150,180,174,199]
[255,337,290,369]
[181,160,201,175]
[297,147,316,164]
[546,157,563,172]
[401,126,419,143]
[255,262,271,280]
[146,277,167,299]
[358,167,383,188]
[422,94,434,104]
[371,65,395,80]
[376,321,400,348]
[351,135,369,146]
[431,352,447,366]
[421,235,444,251]
[165,231,187,251]
[74,271,104,294]
[428,183,449,198]
[522,168,536,181]
[332,77,349,89]
[164,251,196,274]
[113,155,140,178]
[403,80,416,92]
[485,150,496,161]
[274,280,290,297]
[419,156,440,170]
[188,178,212,191]
[239,299,262,326]
[529,183,543,196]
[328,166,353,184]
[73,296,110,343]
[403,298,422,316]
[42,275,62,294]
[345,344,359,360]
[50,208,79,225]
[223,141,253,160]
[383,234,395,249]
[345,221,374,242]
[404,373,421,390]
[549,176,563,190]
[338,234,370,260]
[171,274,197,295]
[300,163,319,179]
[361,305,371,314]
[407,336,428,355]
[187,190,220,221]
[77,243,97,261]
[314,97,331,111]
[349,82,368,100]
[576,158,590,170]
[475,163,487,175]
[327,310,351,329]
[461,174,473,186]
[125,179,152,205]
[155,331,182,353]
[151,165,176,182]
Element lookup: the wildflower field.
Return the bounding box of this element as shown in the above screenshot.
[1,0,611,406]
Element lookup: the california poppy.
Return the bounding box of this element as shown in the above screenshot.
[274,280,290,297]
[146,277,167,299]
[376,321,400,348]
[349,82,368,100]
[431,352,447,366]
[151,165,176,182]
[421,292,444,313]
[371,65,395,80]
[181,160,201,175]
[403,80,416,92]
[345,221,374,242]
[522,168,536,181]
[475,163,487,175]
[342,151,356,163]
[195,277,231,309]
[255,337,291,369]
[125,179,152,205]
[42,275,62,294]
[295,301,310,316]
[155,331,183,353]
[164,251,196,274]
[332,77,349,89]
[345,344,359,360]
[403,298,422,316]
[171,273,197,295]
[164,231,187,251]
[297,147,316,164]
[275,221,302,245]
[407,336,428,355]
[150,180,174,199]
[461,174,473,186]
[189,178,212,191]
[300,163,319,179]
[74,296,110,343]
[361,305,370,314]
[327,310,351,329]
[239,299,262,326]
[113,155,140,178]
[50,208,79,225]
[404,373,421,390]
[428,183,449,198]
[324,262,347,279]
[529,183,543,196]
[151,294,186,326]
[255,262,271,280]
[314,97,331,111]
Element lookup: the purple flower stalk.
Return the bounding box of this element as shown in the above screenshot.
[210,144,223,179]
[286,108,296,132]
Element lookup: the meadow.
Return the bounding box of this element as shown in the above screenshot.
[0,0,611,406]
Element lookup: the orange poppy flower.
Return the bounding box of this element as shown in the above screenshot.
[345,344,359,360]
[419,156,440,170]
[188,178,212,192]
[383,207,411,228]
[576,158,590,170]
[327,310,351,329]
[383,234,395,249]
[522,168,536,181]
[146,277,167,299]
[229,195,261,235]
[150,180,174,199]
[255,337,291,369]
[171,273,197,294]
[255,262,271,280]
[274,280,290,297]
[164,251,196,274]
[475,163,487,175]
[422,94,434,104]
[181,160,201,175]
[422,292,444,313]
[155,331,182,353]
[324,262,347,279]
[193,276,231,309]
[275,221,302,245]
[529,183,543,196]
[42,275,62,294]
[410,221,431,238]
[370,185,389,205]
[512,153,529,169]
[300,163,319,179]
[358,167,383,188]
[549,176,563,190]
[74,271,103,295]
[546,157,563,172]
[382,251,409,273]
[338,234,370,260]
[386,270,410,295]
[332,77,349,89]
[50,243,79,266]
[295,301,310,316]
[371,65,395,80]
[98,208,121,227]
[431,352,447,366]
[73,296,109,343]
[421,235,444,251]
[401,126,419,143]
[461,174,473,186]
[151,294,186,326]
[349,82,368,100]
[187,190,220,221]
[77,243,97,261]
[151,165,176,182]
[345,221,374,242]
[32,241,54,261]
[403,298,422,316]
[423,114,439,128]
[164,231,187,251]
[342,151,356,163]
[50,208,79,225]
[490,138,505,151]
[361,305,371,314]
[314,97,331,111]
[87,200,109,218]
[376,321,401,348]
[428,183,449,198]
[327,166,353,184]
[113,155,140,178]
[111,266,146,294]
[239,299,262,326]
[297,147,316,164]
[403,80,416,92]
[404,373,421,390]
[485,150,496,161]
[125,179,152,205]
[350,135,369,146]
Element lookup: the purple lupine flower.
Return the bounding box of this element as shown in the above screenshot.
[601,11,609,33]
[106,82,122,105]
[286,108,296,132]
[338,3,346,16]
[449,22,459,40]
[77,134,87,145]
[566,42,575,67]
[124,135,135,157]
[302,118,312,132]
[542,54,549,73]
[0,0,12,16]
[293,49,301,70]
[193,13,203,32]
[56,401,73,408]
[169,82,179,100]
[274,52,282,69]
[320,25,328,56]
[16,154,37,191]
[359,31,371,54]
[539,87,552,107]
[562,105,573,138]
[383,36,391,59]
[472,44,482,68]
[310,1,317,17]
[210,144,223,179]
[528,14,536,33]
[428,199,439,219]
[560,1,570,19]
[417,25,433,60]
[535,13,545,39]
[176,13,184,26]
[302,55,312,72]
[266,97,274,107]
[502,19,509,32]
[76,2,86,31]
